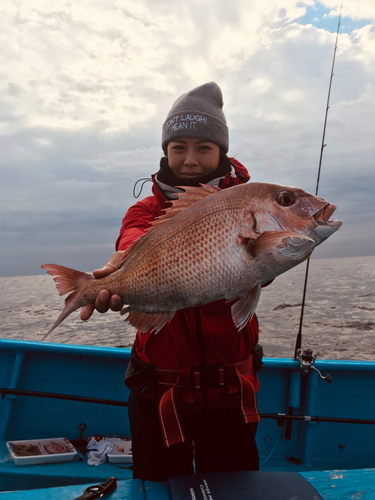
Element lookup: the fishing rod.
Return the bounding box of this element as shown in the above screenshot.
[0,387,128,408]
[3,387,375,425]
[261,413,375,426]
[294,1,343,360]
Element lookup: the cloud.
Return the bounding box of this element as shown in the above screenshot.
[321,0,375,20]
[1,0,374,276]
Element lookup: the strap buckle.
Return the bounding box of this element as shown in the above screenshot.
[191,365,226,390]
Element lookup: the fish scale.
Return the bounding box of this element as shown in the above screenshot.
[122,210,241,309]
[41,182,341,337]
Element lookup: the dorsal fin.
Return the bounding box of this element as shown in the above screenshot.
[151,184,221,229]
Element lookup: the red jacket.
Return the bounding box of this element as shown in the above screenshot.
[117,159,261,445]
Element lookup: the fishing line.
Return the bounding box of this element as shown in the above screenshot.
[294,1,343,360]
[261,429,282,466]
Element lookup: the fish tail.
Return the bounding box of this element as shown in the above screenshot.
[41,263,94,341]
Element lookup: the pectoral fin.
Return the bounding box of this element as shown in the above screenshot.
[244,231,314,257]
[121,307,175,334]
[231,284,262,331]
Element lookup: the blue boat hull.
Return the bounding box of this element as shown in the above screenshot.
[1,338,375,498]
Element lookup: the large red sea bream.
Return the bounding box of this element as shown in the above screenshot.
[42,182,342,339]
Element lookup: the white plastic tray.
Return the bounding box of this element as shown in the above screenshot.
[6,437,77,466]
[105,438,132,463]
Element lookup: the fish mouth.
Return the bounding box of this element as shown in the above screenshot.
[314,203,342,228]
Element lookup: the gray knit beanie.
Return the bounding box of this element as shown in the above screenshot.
[161,82,229,153]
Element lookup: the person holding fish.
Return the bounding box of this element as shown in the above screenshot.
[43,82,340,480]
[81,82,263,480]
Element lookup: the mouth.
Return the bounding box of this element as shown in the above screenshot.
[314,203,342,228]
[180,173,204,178]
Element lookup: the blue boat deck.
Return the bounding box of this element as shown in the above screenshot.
[1,440,375,499]
[1,467,375,499]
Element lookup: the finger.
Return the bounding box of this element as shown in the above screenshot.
[95,289,111,313]
[93,264,118,279]
[81,304,95,321]
[109,294,123,312]
[92,251,127,279]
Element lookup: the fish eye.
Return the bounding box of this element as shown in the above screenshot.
[276,191,296,207]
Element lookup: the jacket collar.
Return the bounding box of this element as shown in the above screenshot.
[152,158,250,202]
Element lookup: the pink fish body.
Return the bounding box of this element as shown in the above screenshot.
[42,183,341,339]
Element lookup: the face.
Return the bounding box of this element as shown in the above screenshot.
[166,137,220,179]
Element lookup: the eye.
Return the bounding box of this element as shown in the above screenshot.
[276,191,296,207]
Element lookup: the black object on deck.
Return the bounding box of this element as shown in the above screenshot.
[168,471,323,500]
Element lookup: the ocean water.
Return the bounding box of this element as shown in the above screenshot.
[1,256,374,361]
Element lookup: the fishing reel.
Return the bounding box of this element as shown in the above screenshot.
[296,348,332,383]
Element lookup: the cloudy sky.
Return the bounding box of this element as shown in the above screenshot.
[1,0,374,277]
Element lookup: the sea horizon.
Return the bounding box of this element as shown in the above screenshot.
[2,255,374,362]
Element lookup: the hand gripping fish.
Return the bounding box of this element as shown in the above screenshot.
[42,182,342,339]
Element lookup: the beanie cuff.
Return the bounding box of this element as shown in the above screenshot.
[162,111,228,153]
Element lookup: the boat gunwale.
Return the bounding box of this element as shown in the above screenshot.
[1,338,375,370]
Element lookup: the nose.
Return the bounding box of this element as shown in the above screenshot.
[183,147,199,166]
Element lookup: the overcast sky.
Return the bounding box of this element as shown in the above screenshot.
[1,0,374,277]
